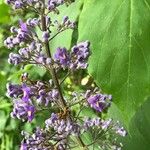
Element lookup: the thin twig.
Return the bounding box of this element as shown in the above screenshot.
[69,98,86,107]
[59,71,70,85]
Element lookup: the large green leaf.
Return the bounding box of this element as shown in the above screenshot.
[78,0,150,125]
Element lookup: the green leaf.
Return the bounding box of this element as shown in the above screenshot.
[78,0,150,125]
[123,97,150,150]
[80,106,98,118]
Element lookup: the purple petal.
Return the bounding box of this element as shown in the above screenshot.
[19,20,28,32]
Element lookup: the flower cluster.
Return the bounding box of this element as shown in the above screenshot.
[5,0,65,11]
[5,0,127,150]
[45,113,81,136]
[86,91,112,112]
[20,113,127,150]
[4,19,39,49]
[83,117,127,137]
[55,16,76,32]
[4,19,44,65]
[54,41,90,69]
[4,15,81,70]
[20,128,51,150]
[47,0,65,12]
[6,79,59,121]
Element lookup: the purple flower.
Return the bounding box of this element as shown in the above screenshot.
[14,1,23,9]
[10,26,18,33]
[8,53,23,65]
[70,41,90,69]
[47,0,64,12]
[45,113,81,136]
[101,119,112,129]
[26,105,35,122]
[20,142,27,150]
[11,100,35,122]
[45,113,58,127]
[19,20,28,33]
[6,83,22,98]
[7,83,32,102]
[83,117,101,129]
[26,18,39,27]
[22,84,31,102]
[87,94,112,112]
[114,121,127,137]
[54,47,70,68]
[36,88,59,106]
[20,128,49,150]
[19,48,30,59]
[116,127,127,137]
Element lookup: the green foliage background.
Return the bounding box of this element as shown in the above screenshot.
[0,0,150,149]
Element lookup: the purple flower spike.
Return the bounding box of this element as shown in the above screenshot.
[45,113,81,136]
[20,128,49,150]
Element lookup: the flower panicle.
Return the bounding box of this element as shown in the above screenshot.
[4,1,127,150]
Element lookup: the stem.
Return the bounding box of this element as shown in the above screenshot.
[69,98,86,107]
[40,7,88,149]
[41,14,66,108]
[74,105,84,122]
[60,71,70,85]
[49,29,66,42]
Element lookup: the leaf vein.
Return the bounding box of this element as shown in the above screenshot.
[96,0,126,79]
[127,0,133,101]
[144,0,150,11]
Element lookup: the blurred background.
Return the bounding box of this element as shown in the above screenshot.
[0,1,20,149]
[0,1,30,149]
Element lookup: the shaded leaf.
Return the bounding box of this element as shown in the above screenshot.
[123,97,150,150]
